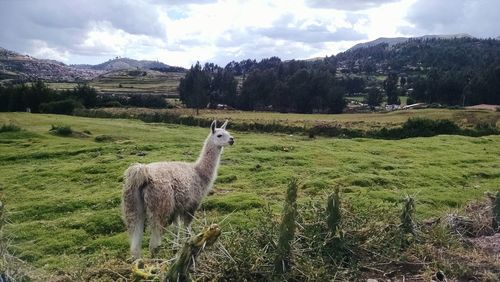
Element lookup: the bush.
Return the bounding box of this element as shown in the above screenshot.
[0,124,21,133]
[128,94,168,108]
[372,118,461,139]
[406,96,416,105]
[40,99,83,115]
[102,101,122,108]
[50,125,73,136]
[94,135,115,142]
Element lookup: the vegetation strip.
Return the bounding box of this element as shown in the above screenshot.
[74,108,499,139]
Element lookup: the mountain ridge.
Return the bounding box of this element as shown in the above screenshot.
[347,33,473,51]
[0,47,185,81]
[71,57,177,71]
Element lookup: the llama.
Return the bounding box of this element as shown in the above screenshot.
[122,120,234,258]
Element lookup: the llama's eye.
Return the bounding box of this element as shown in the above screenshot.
[217,134,222,138]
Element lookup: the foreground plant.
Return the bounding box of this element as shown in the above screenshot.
[131,224,222,282]
[274,178,298,274]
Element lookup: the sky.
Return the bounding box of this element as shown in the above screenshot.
[0,0,499,68]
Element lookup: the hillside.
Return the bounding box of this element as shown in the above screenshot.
[348,34,473,51]
[335,37,500,73]
[0,47,186,84]
[0,47,101,82]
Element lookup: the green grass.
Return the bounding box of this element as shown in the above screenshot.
[0,112,499,278]
[98,107,500,131]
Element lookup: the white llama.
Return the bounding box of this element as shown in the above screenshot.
[122,120,234,258]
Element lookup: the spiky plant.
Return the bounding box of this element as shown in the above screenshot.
[324,189,345,262]
[400,196,415,248]
[274,178,298,274]
[326,189,341,236]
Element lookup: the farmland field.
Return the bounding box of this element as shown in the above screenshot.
[0,112,499,280]
[96,107,500,131]
[47,70,184,96]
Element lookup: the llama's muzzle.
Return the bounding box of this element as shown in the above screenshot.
[228,137,234,145]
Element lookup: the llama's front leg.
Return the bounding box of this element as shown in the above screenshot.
[149,223,163,257]
[185,223,193,236]
[172,217,181,250]
[182,212,195,236]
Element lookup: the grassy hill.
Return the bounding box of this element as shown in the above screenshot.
[0,112,499,280]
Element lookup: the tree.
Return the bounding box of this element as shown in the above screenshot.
[179,62,210,115]
[323,84,346,114]
[208,69,237,107]
[288,69,312,113]
[384,72,400,105]
[365,87,383,109]
[72,83,97,108]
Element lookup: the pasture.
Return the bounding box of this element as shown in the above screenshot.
[0,112,499,280]
[93,107,500,131]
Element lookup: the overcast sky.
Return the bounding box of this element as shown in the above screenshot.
[0,0,498,68]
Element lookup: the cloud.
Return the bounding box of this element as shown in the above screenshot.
[256,25,366,43]
[402,0,500,38]
[253,14,366,43]
[306,0,400,11]
[159,0,217,5]
[9,0,495,68]
[0,0,167,61]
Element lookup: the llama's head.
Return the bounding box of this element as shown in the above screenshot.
[209,120,234,147]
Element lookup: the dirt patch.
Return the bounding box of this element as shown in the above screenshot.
[465,104,500,111]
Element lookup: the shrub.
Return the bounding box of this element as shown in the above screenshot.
[102,101,122,108]
[50,125,73,136]
[94,135,115,142]
[40,99,83,115]
[0,124,21,133]
[372,118,461,139]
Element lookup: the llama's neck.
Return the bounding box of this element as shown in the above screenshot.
[194,137,223,188]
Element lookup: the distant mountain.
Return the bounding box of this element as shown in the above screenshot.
[0,47,185,82]
[0,47,101,81]
[73,57,175,71]
[348,34,473,51]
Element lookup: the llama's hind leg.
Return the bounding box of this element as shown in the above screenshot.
[149,221,164,257]
[123,186,146,259]
[143,186,174,257]
[130,214,145,259]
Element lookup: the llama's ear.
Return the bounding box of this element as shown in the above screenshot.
[221,119,228,129]
[210,120,216,134]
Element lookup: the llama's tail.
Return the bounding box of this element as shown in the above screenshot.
[122,163,151,258]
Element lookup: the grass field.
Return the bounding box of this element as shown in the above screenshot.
[0,112,499,280]
[98,107,500,131]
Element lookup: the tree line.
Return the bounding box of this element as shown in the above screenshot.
[0,81,169,114]
[180,57,352,114]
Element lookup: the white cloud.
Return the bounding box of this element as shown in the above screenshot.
[402,0,500,38]
[30,40,70,62]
